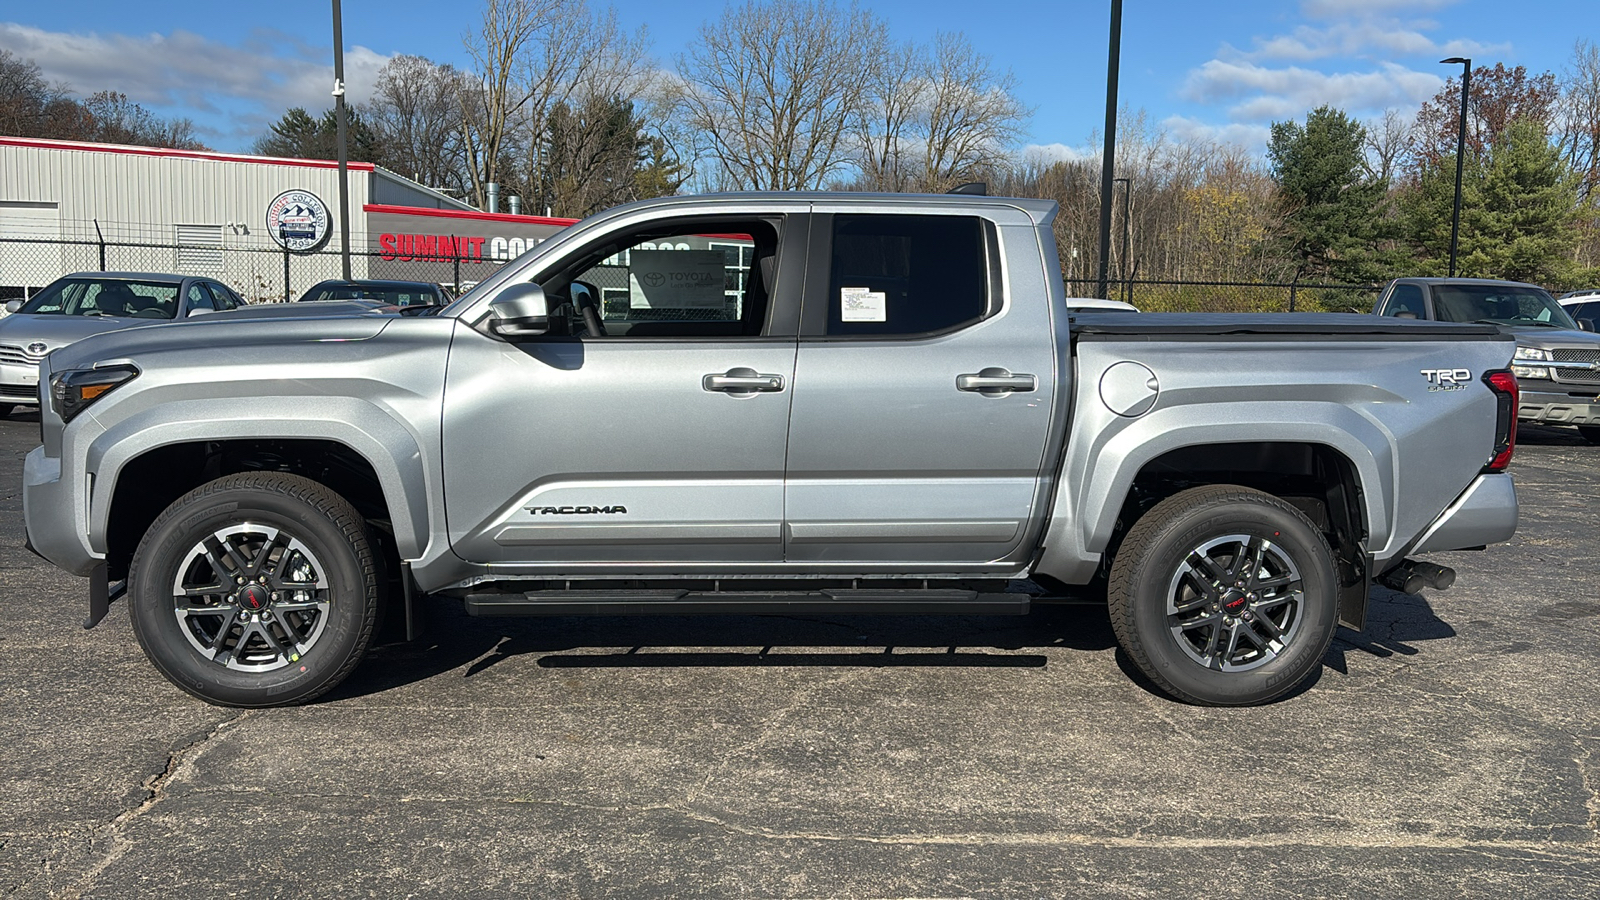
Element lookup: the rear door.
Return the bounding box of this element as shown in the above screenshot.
[782,209,1059,569]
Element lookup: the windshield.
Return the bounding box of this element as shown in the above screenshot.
[301,285,439,307]
[1432,284,1577,329]
[18,278,180,319]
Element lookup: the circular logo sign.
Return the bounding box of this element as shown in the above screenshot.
[265,189,331,252]
[25,342,49,357]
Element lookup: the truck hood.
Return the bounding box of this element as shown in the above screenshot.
[206,300,397,320]
[45,314,393,373]
[0,313,156,357]
[1500,326,1600,350]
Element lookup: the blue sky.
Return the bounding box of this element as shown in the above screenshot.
[0,0,1589,156]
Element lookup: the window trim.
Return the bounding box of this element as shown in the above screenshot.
[798,213,1003,341]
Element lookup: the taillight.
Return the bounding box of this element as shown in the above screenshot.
[1483,369,1518,472]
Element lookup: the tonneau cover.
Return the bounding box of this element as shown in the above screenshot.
[1070,312,1507,341]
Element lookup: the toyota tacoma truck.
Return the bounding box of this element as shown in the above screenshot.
[1374,276,1600,442]
[22,193,1520,708]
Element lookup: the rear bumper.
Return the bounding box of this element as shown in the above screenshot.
[1412,473,1518,555]
[1519,386,1600,426]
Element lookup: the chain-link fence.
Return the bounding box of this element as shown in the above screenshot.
[0,236,513,304]
[1065,278,1383,314]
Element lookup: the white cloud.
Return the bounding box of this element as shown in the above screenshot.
[1236,20,1504,63]
[1161,116,1273,152]
[0,23,392,140]
[1184,59,1444,120]
[1024,142,1098,164]
[1300,0,1458,19]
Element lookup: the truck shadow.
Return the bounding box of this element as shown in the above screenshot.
[332,584,1460,704]
[333,600,1120,701]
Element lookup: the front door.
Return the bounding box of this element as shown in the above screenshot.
[443,214,804,570]
[783,212,1059,569]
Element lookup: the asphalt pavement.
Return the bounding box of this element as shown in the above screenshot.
[2,409,1597,898]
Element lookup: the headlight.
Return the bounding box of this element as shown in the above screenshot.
[50,365,139,423]
[1512,346,1552,380]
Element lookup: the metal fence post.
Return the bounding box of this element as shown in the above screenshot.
[94,220,106,272]
[283,246,291,302]
[453,234,461,292]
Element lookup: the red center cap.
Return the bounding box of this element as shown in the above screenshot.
[239,584,270,611]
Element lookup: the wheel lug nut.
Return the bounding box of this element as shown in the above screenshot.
[236,577,245,584]
[270,592,279,601]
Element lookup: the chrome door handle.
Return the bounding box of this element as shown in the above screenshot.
[703,369,785,393]
[957,369,1037,393]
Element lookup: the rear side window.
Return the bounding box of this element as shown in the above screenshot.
[1381,283,1426,318]
[826,215,987,336]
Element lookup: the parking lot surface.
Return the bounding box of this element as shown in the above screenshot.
[2,410,1598,898]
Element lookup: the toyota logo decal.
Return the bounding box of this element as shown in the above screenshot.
[25,342,48,357]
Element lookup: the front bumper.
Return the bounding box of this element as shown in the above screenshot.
[0,362,41,405]
[1412,473,1518,555]
[1519,384,1600,426]
[22,447,99,577]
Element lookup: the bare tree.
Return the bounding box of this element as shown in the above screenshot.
[1363,108,1415,186]
[363,55,471,195]
[855,41,925,192]
[674,0,887,191]
[917,32,1030,193]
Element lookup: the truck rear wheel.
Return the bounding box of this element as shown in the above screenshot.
[127,472,379,707]
[1107,485,1339,706]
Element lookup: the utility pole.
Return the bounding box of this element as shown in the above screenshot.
[1096,0,1123,300]
[332,0,353,280]
[1441,57,1472,278]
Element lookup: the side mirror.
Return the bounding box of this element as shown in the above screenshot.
[488,283,551,337]
[187,307,217,317]
[4,300,22,314]
[1581,318,1597,333]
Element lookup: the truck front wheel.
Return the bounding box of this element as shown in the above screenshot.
[1107,485,1340,706]
[127,472,379,707]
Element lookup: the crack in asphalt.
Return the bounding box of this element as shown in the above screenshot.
[51,712,253,900]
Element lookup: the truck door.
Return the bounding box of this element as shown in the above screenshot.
[442,213,805,568]
[783,212,1059,569]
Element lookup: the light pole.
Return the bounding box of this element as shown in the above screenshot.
[1114,176,1131,301]
[1440,56,1471,279]
[332,0,353,280]
[1096,0,1123,300]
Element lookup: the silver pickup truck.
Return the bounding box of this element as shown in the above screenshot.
[22,193,1520,708]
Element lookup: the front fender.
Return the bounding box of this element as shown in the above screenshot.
[84,396,433,559]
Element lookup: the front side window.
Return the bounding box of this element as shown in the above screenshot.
[554,219,778,338]
[187,284,215,311]
[826,214,988,337]
[19,278,179,319]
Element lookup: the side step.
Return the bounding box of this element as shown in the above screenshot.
[464,588,1030,617]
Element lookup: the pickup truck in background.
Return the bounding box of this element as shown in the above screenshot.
[23,193,1520,709]
[1374,276,1600,443]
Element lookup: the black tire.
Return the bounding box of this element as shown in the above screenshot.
[1577,426,1600,445]
[1107,485,1340,706]
[127,472,379,707]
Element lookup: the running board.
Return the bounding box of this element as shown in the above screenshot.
[463,588,1030,617]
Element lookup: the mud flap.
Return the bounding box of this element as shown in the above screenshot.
[84,562,109,629]
[1337,551,1370,630]
[401,561,421,641]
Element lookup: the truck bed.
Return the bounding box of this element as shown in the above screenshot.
[1070,312,1503,340]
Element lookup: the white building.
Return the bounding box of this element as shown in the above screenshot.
[0,136,574,301]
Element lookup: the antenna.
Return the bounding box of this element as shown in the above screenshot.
[947,182,988,196]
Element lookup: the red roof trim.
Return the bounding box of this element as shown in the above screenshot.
[362,203,578,227]
[0,136,377,171]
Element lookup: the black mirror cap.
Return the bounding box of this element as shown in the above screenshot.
[1581,318,1597,332]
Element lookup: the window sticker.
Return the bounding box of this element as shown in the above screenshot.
[629,249,727,309]
[840,286,887,322]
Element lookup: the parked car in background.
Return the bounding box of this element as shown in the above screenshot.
[0,272,243,418]
[297,279,452,308]
[1374,277,1600,443]
[1557,290,1600,331]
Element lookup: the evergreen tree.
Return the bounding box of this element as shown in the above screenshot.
[1404,118,1578,283]
[1267,105,1389,282]
[253,107,383,165]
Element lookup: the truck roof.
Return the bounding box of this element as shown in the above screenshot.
[593,191,1060,225]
